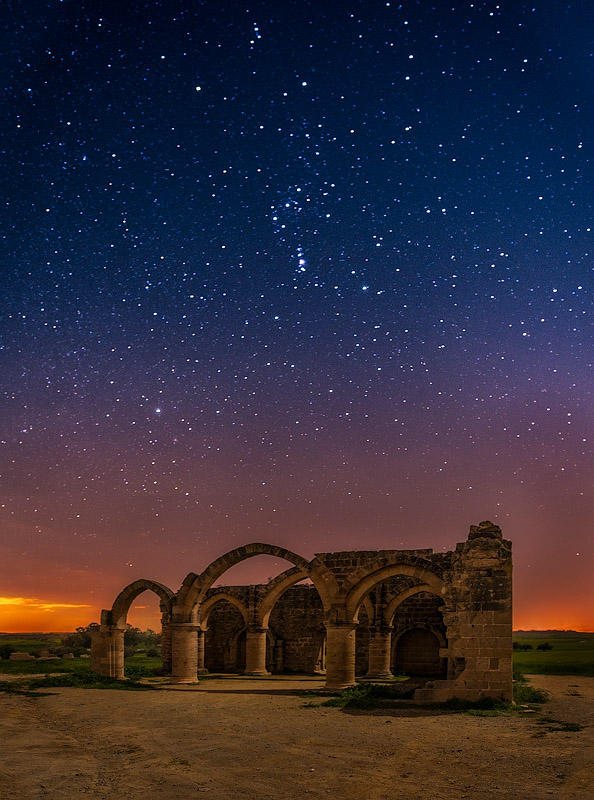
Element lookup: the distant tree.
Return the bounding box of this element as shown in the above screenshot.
[0,644,15,659]
[537,642,553,651]
[124,625,142,647]
[61,626,93,650]
[124,626,161,649]
[141,628,161,647]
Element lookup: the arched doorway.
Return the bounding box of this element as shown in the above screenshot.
[266,582,325,673]
[392,628,444,676]
[204,599,247,673]
[390,591,447,677]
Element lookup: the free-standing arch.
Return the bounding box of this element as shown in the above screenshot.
[109,579,175,628]
[91,579,176,679]
[176,543,315,619]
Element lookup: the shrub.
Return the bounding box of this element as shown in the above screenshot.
[61,626,93,650]
[514,682,550,704]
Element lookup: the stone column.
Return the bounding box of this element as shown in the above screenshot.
[244,626,270,675]
[197,627,208,674]
[324,622,357,690]
[160,618,172,675]
[90,625,125,679]
[170,622,200,684]
[366,626,393,679]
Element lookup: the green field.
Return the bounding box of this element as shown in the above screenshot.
[0,636,161,679]
[1,633,593,680]
[513,632,594,677]
[0,635,62,656]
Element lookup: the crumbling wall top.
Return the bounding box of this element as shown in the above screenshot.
[467,520,502,540]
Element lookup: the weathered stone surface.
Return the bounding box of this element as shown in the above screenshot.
[91,521,513,702]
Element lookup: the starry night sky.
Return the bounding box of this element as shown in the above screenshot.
[2,1,593,632]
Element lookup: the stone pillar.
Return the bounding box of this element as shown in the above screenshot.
[160,618,172,675]
[170,622,200,684]
[414,521,513,704]
[244,627,270,675]
[90,624,125,679]
[197,627,208,674]
[324,622,357,690]
[313,641,326,674]
[366,626,393,679]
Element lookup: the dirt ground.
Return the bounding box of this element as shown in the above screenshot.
[1,674,593,800]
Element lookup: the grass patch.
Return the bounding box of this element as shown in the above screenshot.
[0,655,163,694]
[321,683,391,708]
[0,680,55,698]
[514,682,550,704]
[513,633,594,677]
[536,716,584,734]
[0,670,156,693]
[513,668,550,705]
[303,682,414,709]
[25,671,157,691]
[0,654,162,678]
[0,656,91,675]
[305,675,549,715]
[304,683,513,713]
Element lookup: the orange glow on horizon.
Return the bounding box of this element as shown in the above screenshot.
[1,596,593,635]
[0,596,95,634]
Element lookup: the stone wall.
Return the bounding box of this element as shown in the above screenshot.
[94,521,513,701]
[204,599,246,672]
[268,585,324,673]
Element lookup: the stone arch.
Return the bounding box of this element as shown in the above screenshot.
[338,552,443,599]
[392,627,446,676]
[263,573,327,674]
[92,579,175,680]
[228,627,248,673]
[392,625,447,651]
[109,579,175,628]
[200,592,249,627]
[383,584,443,626]
[176,543,326,619]
[345,564,444,623]
[258,566,309,627]
[360,595,374,624]
[389,589,448,678]
[355,598,373,676]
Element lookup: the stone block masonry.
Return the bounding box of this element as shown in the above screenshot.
[91,521,513,702]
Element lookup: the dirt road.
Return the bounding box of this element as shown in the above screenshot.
[1,675,592,799]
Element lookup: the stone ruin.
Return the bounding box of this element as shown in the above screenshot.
[91,521,513,702]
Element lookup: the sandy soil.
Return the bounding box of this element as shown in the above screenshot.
[1,675,593,800]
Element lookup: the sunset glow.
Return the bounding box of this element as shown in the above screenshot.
[0,596,92,633]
